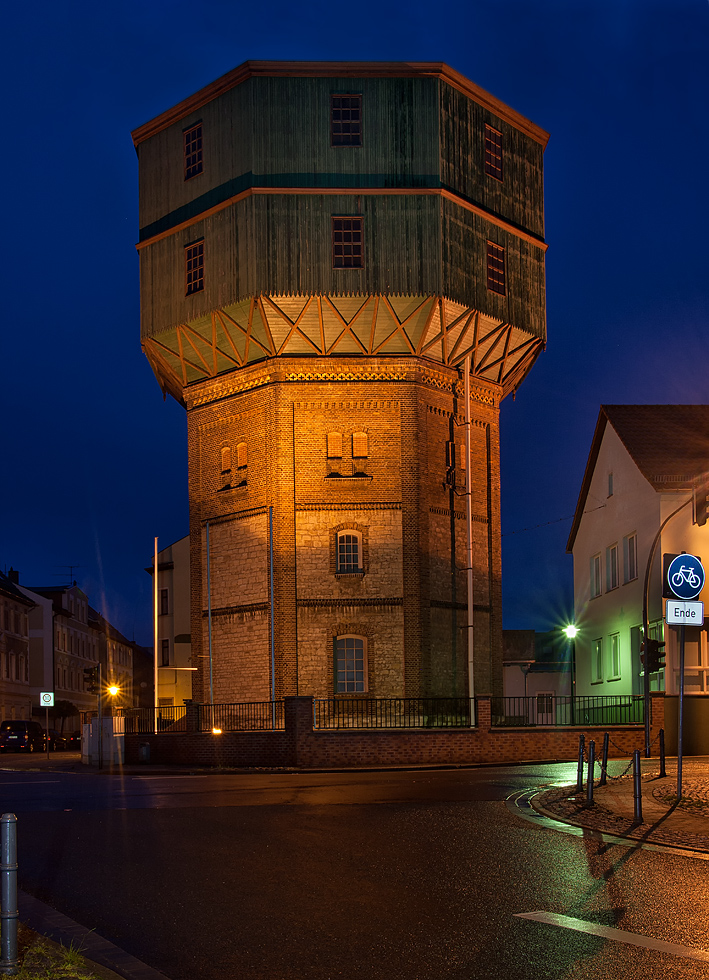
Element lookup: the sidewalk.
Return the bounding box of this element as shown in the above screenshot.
[533,756,709,853]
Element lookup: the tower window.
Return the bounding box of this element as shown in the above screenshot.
[352,432,368,458]
[334,635,367,693]
[331,95,362,146]
[484,124,503,181]
[327,432,343,458]
[236,442,247,469]
[336,532,363,574]
[221,446,231,473]
[332,218,363,269]
[486,242,505,295]
[185,241,204,295]
[184,123,203,180]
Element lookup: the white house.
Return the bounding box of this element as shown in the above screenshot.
[567,405,709,701]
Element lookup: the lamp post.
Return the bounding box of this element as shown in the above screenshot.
[563,624,578,725]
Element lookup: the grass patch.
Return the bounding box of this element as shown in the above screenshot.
[9,924,103,979]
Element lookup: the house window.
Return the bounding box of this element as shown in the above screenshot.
[590,554,602,598]
[337,532,363,574]
[331,95,362,146]
[606,544,618,591]
[486,242,505,295]
[352,432,368,458]
[332,217,363,269]
[327,432,343,458]
[608,471,614,497]
[161,639,170,667]
[484,124,503,181]
[624,533,637,583]
[160,589,169,616]
[609,633,621,680]
[185,241,204,295]
[221,447,231,473]
[334,635,367,693]
[236,442,247,468]
[184,123,203,180]
[592,638,603,683]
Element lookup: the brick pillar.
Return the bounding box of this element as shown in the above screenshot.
[476,696,491,729]
[650,691,665,748]
[284,695,314,768]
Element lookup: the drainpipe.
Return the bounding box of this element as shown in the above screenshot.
[464,354,475,712]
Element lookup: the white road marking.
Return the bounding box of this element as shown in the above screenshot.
[131,775,209,780]
[515,911,709,962]
[0,780,60,785]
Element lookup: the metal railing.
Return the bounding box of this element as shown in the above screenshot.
[122,700,285,734]
[490,695,644,728]
[313,697,473,730]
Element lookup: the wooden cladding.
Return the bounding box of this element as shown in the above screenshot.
[331,94,362,146]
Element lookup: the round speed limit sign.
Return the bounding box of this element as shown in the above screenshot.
[40,692,54,707]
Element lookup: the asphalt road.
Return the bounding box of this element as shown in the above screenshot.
[2,761,709,980]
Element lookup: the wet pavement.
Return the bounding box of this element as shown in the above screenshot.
[533,756,709,854]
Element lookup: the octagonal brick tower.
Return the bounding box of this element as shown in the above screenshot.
[132,61,548,704]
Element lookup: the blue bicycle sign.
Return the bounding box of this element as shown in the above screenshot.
[667,554,705,600]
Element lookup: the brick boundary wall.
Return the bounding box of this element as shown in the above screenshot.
[123,693,665,768]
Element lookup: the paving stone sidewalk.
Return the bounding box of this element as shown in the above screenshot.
[533,757,709,853]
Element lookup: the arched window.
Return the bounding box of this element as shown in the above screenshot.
[236,442,247,468]
[220,446,231,473]
[327,432,343,458]
[334,635,367,693]
[352,431,368,458]
[336,531,362,573]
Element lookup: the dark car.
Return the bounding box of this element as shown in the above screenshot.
[0,721,46,753]
[66,730,81,750]
[47,730,68,751]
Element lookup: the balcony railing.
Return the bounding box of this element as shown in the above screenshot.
[313,697,473,730]
[489,695,644,728]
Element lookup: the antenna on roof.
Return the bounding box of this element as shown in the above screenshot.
[53,565,81,585]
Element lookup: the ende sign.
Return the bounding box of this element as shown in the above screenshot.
[666,600,704,626]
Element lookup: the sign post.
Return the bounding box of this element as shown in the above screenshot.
[40,692,54,759]
[665,553,705,799]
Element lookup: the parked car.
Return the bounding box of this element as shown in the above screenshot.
[47,730,68,751]
[0,721,46,753]
[66,730,81,750]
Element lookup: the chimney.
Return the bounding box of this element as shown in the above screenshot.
[7,568,19,585]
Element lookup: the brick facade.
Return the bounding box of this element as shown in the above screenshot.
[185,356,503,703]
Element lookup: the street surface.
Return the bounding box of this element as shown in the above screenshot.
[1,760,708,980]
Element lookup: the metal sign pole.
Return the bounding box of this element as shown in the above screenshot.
[45,706,49,760]
[677,623,685,799]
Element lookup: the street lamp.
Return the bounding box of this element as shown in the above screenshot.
[562,624,578,724]
[108,685,119,697]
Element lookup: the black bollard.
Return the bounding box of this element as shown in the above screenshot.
[633,749,643,825]
[599,731,609,786]
[576,734,585,794]
[586,739,595,803]
[659,728,666,778]
[0,813,18,975]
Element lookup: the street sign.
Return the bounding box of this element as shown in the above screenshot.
[666,553,705,600]
[40,692,54,707]
[666,599,704,626]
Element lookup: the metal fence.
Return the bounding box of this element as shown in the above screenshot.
[489,695,644,728]
[313,697,474,730]
[122,700,285,734]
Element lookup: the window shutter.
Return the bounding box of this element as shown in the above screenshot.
[352,432,368,458]
[236,442,247,468]
[623,536,629,584]
[221,447,231,472]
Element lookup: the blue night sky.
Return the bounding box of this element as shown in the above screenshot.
[2,1,708,645]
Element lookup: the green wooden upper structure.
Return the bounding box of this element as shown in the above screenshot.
[133,61,548,404]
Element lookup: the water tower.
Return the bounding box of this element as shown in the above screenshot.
[132,62,548,703]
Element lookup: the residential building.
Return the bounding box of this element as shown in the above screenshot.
[567,405,709,700]
[145,536,193,707]
[0,570,34,721]
[88,608,135,711]
[133,62,549,702]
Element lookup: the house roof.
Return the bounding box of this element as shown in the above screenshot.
[0,571,35,608]
[566,405,709,553]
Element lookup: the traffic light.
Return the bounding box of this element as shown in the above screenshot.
[83,666,99,693]
[641,639,666,673]
[693,480,709,526]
